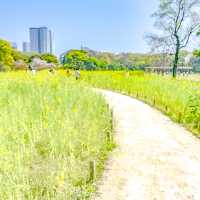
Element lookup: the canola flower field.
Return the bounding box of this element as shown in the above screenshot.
[0,71,114,199]
[1,70,200,199]
[83,71,200,137]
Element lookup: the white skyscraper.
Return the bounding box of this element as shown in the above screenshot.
[29,27,53,54]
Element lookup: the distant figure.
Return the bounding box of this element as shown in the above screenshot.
[49,68,55,74]
[66,69,70,76]
[28,64,36,75]
[75,70,80,80]
[32,69,36,75]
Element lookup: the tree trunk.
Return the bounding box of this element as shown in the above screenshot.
[173,36,180,78]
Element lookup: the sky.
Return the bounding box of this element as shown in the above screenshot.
[0,0,159,55]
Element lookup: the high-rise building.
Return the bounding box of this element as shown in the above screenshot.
[48,30,53,54]
[29,27,53,54]
[11,42,18,50]
[29,28,39,53]
[22,42,30,52]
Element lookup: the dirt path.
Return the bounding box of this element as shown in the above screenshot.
[94,89,200,200]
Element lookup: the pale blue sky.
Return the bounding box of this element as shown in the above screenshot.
[0,0,158,55]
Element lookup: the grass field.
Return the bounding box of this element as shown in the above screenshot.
[0,71,114,199]
[83,71,200,136]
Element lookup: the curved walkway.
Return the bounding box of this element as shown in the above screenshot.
[94,89,200,200]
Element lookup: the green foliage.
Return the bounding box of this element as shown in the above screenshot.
[41,53,58,64]
[193,50,200,57]
[196,30,200,50]
[63,50,98,70]
[61,48,173,71]
[0,39,14,69]
[185,92,200,131]
[0,39,32,71]
[12,50,30,63]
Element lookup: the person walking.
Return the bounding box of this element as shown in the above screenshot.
[75,70,80,80]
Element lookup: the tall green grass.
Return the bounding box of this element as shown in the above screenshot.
[83,71,200,136]
[0,72,114,199]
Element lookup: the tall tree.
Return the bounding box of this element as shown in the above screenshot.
[0,39,14,67]
[41,53,58,64]
[148,0,200,77]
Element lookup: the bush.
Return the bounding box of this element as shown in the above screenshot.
[185,92,200,130]
[0,63,11,71]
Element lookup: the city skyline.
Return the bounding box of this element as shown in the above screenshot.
[1,0,199,56]
[0,0,160,55]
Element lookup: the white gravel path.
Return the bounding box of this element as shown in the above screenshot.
[94,89,200,200]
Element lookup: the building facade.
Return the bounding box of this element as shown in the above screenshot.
[22,42,30,52]
[29,27,53,54]
[11,42,18,50]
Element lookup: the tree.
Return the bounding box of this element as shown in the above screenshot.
[61,48,172,71]
[148,0,200,77]
[63,50,99,70]
[193,49,200,57]
[41,53,58,64]
[12,50,30,63]
[64,50,88,70]
[0,39,14,68]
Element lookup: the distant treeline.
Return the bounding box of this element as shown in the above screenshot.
[60,48,165,71]
[1,37,200,72]
[60,47,200,72]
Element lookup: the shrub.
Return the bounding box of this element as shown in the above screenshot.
[185,92,200,130]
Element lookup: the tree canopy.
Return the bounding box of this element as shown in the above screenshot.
[41,53,58,64]
[61,48,163,71]
[63,50,102,70]
[148,0,200,77]
[0,39,14,68]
